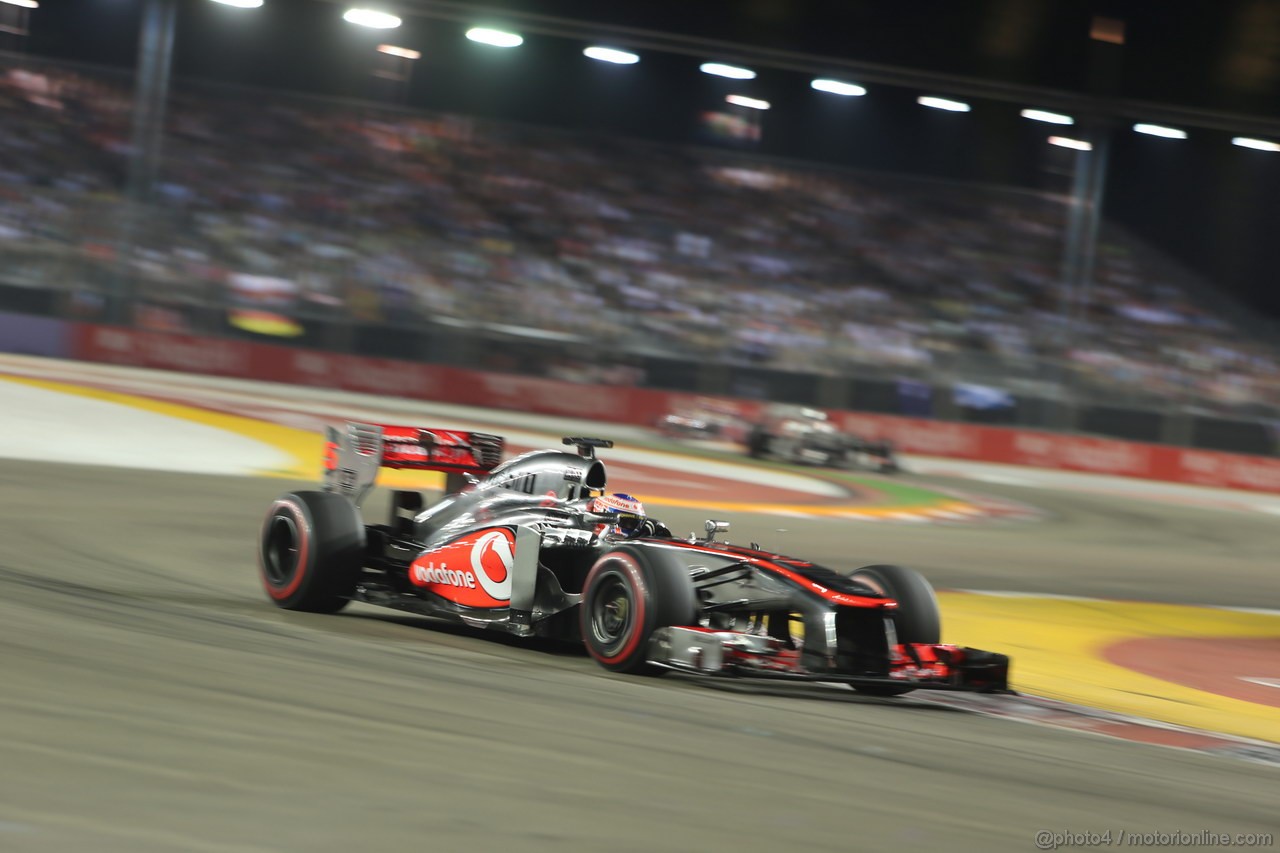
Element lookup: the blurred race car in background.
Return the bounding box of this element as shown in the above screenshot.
[746,404,899,472]
[656,397,750,444]
[257,423,1007,695]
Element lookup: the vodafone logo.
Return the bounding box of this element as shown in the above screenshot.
[411,563,476,588]
[471,531,514,601]
[407,529,516,604]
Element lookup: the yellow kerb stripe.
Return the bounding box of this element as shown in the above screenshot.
[938,592,1280,743]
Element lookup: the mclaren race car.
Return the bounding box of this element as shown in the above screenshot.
[257,423,1009,695]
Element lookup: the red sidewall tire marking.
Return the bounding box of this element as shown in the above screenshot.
[262,500,310,601]
[585,554,648,667]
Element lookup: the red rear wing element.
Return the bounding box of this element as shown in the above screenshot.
[322,422,505,506]
[378,426,505,473]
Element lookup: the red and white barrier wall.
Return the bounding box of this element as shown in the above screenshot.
[56,323,1280,495]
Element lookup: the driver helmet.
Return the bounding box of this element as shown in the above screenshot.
[588,492,647,538]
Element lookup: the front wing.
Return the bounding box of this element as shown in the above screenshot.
[648,627,1012,693]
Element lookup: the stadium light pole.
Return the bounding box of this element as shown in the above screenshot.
[126,0,178,205]
[117,0,259,322]
[127,0,261,203]
[1052,123,1111,430]
[111,0,180,323]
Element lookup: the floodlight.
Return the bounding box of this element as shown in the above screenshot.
[811,78,866,97]
[726,94,769,110]
[466,27,523,47]
[1133,123,1187,139]
[584,46,639,65]
[344,8,402,28]
[701,62,755,80]
[1021,108,1073,125]
[918,95,971,112]
[1048,136,1092,151]
[1232,137,1280,152]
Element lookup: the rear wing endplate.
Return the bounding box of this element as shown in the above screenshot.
[322,422,505,506]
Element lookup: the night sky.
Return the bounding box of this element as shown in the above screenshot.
[15,0,1280,321]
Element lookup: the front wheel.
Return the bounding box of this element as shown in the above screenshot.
[848,563,941,696]
[580,546,698,674]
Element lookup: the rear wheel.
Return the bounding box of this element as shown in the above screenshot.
[259,491,364,613]
[581,546,698,674]
[848,563,941,696]
[875,443,900,474]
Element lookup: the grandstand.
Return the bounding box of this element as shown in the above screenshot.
[0,54,1276,453]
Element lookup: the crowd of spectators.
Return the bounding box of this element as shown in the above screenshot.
[1,57,1277,412]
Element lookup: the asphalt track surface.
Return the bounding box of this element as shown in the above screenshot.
[2,460,1277,852]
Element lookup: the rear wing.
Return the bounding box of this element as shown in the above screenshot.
[322,422,505,506]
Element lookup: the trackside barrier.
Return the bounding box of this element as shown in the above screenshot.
[0,311,70,357]
[70,323,1280,495]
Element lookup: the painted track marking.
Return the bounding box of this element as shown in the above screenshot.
[940,591,1280,744]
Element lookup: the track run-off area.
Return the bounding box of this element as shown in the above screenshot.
[0,355,1277,852]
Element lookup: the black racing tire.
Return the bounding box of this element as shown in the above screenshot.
[746,428,768,459]
[874,442,900,474]
[258,491,364,613]
[580,545,698,674]
[850,563,941,644]
[848,564,942,696]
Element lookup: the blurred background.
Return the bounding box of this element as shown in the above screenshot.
[3,0,1280,455]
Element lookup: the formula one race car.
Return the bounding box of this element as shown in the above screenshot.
[257,423,1008,695]
[747,404,899,473]
[656,398,749,444]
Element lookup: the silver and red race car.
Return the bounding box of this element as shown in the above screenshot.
[257,424,1009,696]
[747,404,899,473]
